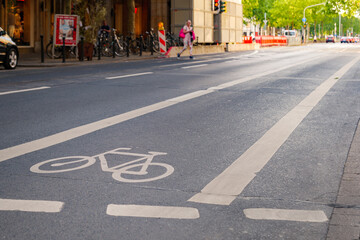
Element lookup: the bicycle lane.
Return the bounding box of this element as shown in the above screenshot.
[1,52,359,239]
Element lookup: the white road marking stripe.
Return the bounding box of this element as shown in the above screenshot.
[0,198,64,213]
[0,86,50,96]
[243,208,328,223]
[0,55,323,163]
[159,58,222,68]
[188,56,360,206]
[106,204,200,219]
[105,72,153,80]
[182,64,208,69]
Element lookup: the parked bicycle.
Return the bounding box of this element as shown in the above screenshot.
[46,38,77,59]
[93,29,113,57]
[30,147,174,183]
[166,32,180,48]
[145,28,160,53]
[112,28,127,57]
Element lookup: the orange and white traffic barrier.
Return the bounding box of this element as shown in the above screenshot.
[157,22,167,54]
[243,36,252,44]
[158,30,166,54]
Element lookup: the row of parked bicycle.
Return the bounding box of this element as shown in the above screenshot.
[46,28,198,59]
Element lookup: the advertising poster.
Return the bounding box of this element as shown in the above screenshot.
[54,14,79,46]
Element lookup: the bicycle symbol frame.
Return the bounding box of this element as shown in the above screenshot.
[30,148,174,183]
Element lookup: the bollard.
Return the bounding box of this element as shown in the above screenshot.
[139,35,143,56]
[112,35,116,58]
[150,34,154,55]
[225,42,229,52]
[126,36,130,57]
[40,35,44,63]
[79,37,84,61]
[62,36,66,63]
[98,37,101,60]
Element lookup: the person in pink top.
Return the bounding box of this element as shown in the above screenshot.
[178,20,194,59]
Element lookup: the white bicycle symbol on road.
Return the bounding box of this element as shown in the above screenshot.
[30,148,174,183]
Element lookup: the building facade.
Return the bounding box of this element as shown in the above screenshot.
[0,0,243,53]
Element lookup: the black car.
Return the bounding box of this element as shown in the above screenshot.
[0,27,19,69]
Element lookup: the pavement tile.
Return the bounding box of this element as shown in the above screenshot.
[343,173,360,182]
[337,196,360,206]
[344,160,360,171]
[333,208,360,216]
[339,182,360,196]
[326,225,360,240]
[330,213,360,226]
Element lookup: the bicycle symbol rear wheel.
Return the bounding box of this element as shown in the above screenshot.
[30,156,96,174]
[111,162,174,183]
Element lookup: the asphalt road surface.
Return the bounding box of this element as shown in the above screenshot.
[1,43,360,239]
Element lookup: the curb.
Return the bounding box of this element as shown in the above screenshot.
[17,55,160,68]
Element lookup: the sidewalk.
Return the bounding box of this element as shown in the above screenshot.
[18,51,160,68]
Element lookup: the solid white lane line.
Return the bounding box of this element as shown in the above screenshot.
[188,56,360,206]
[106,204,200,219]
[244,208,328,223]
[105,72,153,80]
[0,55,323,163]
[181,64,208,69]
[160,51,259,68]
[0,198,64,213]
[0,86,50,96]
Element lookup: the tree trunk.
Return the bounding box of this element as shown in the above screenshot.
[64,0,72,14]
[127,0,135,39]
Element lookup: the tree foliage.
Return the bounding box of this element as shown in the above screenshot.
[243,0,360,33]
[73,0,107,43]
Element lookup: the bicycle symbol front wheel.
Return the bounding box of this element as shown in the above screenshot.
[111,163,174,183]
[30,156,96,174]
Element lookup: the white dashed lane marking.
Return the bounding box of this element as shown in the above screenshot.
[0,86,50,96]
[0,198,64,213]
[105,72,153,80]
[244,208,328,223]
[106,204,200,219]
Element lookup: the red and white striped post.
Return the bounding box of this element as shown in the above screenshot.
[158,22,166,54]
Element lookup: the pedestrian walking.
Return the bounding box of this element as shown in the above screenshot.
[177,20,194,59]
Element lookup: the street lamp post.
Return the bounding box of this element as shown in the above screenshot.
[303,2,326,43]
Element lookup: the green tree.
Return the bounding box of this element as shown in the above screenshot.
[269,0,326,29]
[127,0,135,38]
[243,0,274,26]
[326,0,360,17]
[74,0,106,44]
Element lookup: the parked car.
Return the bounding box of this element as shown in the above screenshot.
[340,37,353,43]
[354,37,359,43]
[326,35,335,43]
[0,27,19,69]
[283,30,298,37]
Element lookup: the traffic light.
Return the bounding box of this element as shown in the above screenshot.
[220,1,227,14]
[213,0,220,14]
